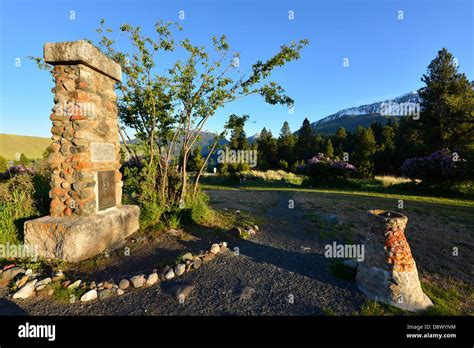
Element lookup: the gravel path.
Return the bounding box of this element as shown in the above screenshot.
[0,190,365,315]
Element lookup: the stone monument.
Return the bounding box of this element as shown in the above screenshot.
[24,40,140,262]
[356,210,433,311]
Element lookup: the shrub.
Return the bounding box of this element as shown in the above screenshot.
[0,156,8,172]
[400,149,469,183]
[241,170,303,185]
[298,153,357,179]
[185,190,212,224]
[0,166,50,244]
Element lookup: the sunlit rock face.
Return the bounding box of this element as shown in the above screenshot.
[356,210,433,312]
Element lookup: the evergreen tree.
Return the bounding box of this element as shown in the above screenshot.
[324,138,334,157]
[416,48,474,152]
[295,118,314,161]
[370,122,384,146]
[374,125,397,174]
[352,126,376,178]
[277,121,295,168]
[227,114,250,151]
[257,128,278,170]
[188,146,205,172]
[334,126,348,157]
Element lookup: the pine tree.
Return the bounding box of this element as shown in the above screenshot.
[417,48,474,152]
[188,146,205,172]
[257,128,278,170]
[295,118,315,161]
[227,114,249,151]
[334,126,347,157]
[277,121,295,166]
[352,126,376,178]
[324,138,334,157]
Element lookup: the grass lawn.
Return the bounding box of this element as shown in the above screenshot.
[201,182,474,208]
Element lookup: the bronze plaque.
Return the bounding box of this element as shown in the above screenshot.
[98,170,116,210]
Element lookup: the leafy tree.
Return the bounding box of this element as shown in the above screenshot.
[94,19,308,203]
[277,121,295,167]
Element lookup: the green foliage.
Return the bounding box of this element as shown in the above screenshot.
[256,128,278,170]
[295,118,315,161]
[328,260,356,282]
[51,282,86,303]
[420,280,469,316]
[0,156,8,172]
[164,210,182,229]
[355,301,404,316]
[227,114,250,151]
[123,162,165,228]
[94,19,308,202]
[418,48,474,153]
[14,153,29,166]
[0,168,50,244]
[352,126,376,178]
[184,190,212,224]
[187,146,206,173]
[277,121,295,166]
[324,138,334,157]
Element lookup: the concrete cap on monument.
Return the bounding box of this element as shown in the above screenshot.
[44,40,122,82]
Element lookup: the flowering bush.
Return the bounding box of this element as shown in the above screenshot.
[297,153,357,179]
[0,165,37,180]
[400,149,468,183]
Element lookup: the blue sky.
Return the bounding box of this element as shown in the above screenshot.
[0,0,472,138]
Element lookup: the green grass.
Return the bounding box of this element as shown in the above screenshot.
[353,279,472,316]
[0,134,51,160]
[420,280,470,315]
[356,300,405,316]
[202,183,474,208]
[51,282,87,303]
[328,260,357,282]
[0,180,38,244]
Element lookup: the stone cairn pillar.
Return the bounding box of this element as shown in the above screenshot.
[24,40,139,262]
[356,209,433,311]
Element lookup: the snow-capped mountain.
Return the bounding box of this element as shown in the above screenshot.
[310,91,422,134]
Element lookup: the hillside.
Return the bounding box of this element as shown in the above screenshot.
[0,134,51,160]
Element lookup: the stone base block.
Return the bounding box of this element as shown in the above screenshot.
[356,264,433,311]
[24,205,139,262]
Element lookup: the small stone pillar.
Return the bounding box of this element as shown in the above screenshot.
[356,210,433,311]
[24,40,139,262]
